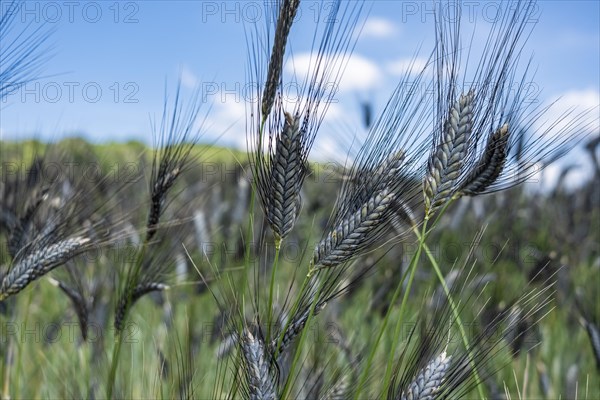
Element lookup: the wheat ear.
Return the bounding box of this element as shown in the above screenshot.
[267,112,304,241]
[147,167,181,241]
[7,187,48,258]
[240,329,278,400]
[423,91,474,218]
[313,189,395,269]
[459,124,510,196]
[400,351,452,400]
[355,151,406,205]
[272,302,326,355]
[261,0,300,120]
[115,282,169,332]
[0,236,90,301]
[146,85,201,241]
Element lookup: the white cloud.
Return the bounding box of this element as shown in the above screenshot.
[203,98,247,149]
[358,17,398,39]
[386,57,430,76]
[529,159,590,193]
[286,53,382,92]
[312,134,343,161]
[534,89,599,139]
[323,102,343,121]
[527,89,599,192]
[179,65,199,89]
[555,89,599,112]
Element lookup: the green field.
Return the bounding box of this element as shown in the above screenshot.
[0,136,598,399]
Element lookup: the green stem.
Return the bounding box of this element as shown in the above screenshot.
[1,338,11,399]
[420,238,486,399]
[266,240,282,341]
[0,308,7,399]
[422,195,486,398]
[106,240,148,398]
[353,220,428,399]
[354,198,457,398]
[14,287,34,398]
[279,275,325,399]
[273,271,311,357]
[106,332,123,399]
[381,219,429,393]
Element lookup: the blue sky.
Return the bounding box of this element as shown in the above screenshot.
[1,0,599,177]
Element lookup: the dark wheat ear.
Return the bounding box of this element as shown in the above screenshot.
[239,327,279,400]
[115,281,169,332]
[261,0,301,121]
[423,91,474,219]
[115,86,202,332]
[266,112,304,242]
[400,351,451,400]
[7,187,49,259]
[249,0,366,243]
[312,188,396,269]
[312,142,421,271]
[314,53,437,272]
[458,124,510,196]
[0,236,90,301]
[387,262,556,400]
[0,146,133,303]
[427,0,598,202]
[147,166,181,241]
[272,301,327,356]
[146,85,202,241]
